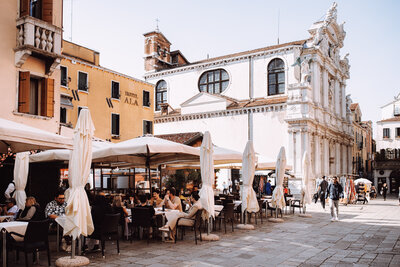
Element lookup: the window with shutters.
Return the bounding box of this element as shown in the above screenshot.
[268,58,285,96]
[143,120,153,135]
[143,90,150,107]
[78,71,88,91]
[60,66,67,87]
[111,81,120,99]
[20,0,53,24]
[383,128,390,138]
[112,113,120,136]
[18,71,54,117]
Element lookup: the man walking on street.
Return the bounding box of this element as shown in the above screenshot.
[319,176,329,209]
[327,177,343,222]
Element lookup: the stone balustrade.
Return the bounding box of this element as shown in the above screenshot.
[16,16,62,56]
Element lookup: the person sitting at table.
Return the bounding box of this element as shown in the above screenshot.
[112,195,129,223]
[163,187,182,212]
[150,189,163,207]
[159,192,202,241]
[4,198,19,220]
[45,190,67,219]
[17,196,44,221]
[138,194,155,215]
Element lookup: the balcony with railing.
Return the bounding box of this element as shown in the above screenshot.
[15,16,62,75]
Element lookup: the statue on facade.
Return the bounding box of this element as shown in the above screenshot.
[340,53,350,76]
[301,57,312,84]
[346,94,352,113]
[323,2,338,28]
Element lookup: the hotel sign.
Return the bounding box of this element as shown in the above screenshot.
[124,91,138,106]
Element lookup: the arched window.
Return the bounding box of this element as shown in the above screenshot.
[155,80,167,111]
[198,69,229,94]
[268,58,285,96]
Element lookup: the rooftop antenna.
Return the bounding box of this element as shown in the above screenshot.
[155,18,160,32]
[277,9,280,45]
[70,0,73,41]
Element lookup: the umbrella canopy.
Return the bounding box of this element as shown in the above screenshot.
[199,131,215,219]
[29,140,114,163]
[354,178,372,185]
[241,140,259,214]
[12,152,30,209]
[271,147,286,209]
[0,118,73,153]
[256,155,293,170]
[301,151,312,205]
[63,109,95,240]
[92,135,200,167]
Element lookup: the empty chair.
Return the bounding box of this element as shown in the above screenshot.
[218,202,235,233]
[130,207,155,244]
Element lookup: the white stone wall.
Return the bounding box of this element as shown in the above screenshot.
[376,121,400,150]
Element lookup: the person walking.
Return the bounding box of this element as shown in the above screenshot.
[382,183,388,201]
[327,177,343,222]
[319,176,329,210]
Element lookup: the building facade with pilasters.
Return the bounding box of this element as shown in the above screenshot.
[144,3,353,191]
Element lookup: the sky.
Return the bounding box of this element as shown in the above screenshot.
[62,0,400,131]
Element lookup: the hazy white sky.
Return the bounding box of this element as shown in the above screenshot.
[63,0,400,128]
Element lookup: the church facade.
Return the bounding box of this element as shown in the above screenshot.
[143,3,353,190]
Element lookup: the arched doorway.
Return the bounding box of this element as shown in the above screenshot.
[389,170,400,194]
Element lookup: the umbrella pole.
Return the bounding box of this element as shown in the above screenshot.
[71,238,75,259]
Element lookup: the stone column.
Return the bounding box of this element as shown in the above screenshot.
[335,142,341,175]
[323,69,329,109]
[342,144,347,175]
[314,134,321,177]
[288,130,294,172]
[324,138,330,176]
[295,131,302,176]
[341,84,346,120]
[348,145,352,174]
[312,62,321,105]
[335,79,340,117]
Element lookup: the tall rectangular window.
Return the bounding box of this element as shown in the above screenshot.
[396,128,400,138]
[111,81,120,99]
[143,120,153,135]
[60,107,67,123]
[143,90,150,107]
[78,71,88,91]
[383,128,390,138]
[60,66,67,87]
[112,113,120,136]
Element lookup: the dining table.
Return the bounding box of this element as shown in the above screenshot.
[0,221,29,267]
[0,216,14,223]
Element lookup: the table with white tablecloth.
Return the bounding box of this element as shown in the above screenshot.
[0,221,29,267]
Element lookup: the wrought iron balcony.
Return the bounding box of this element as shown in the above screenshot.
[15,16,62,75]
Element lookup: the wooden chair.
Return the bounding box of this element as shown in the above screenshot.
[7,220,51,267]
[218,203,234,233]
[130,207,154,244]
[266,201,283,218]
[175,209,203,244]
[291,199,303,214]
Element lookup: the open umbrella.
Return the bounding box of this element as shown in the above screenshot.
[241,141,259,218]
[0,118,72,153]
[12,152,30,210]
[354,178,372,185]
[300,151,312,214]
[63,109,95,258]
[270,147,286,220]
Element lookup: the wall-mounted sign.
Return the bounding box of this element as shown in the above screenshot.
[124,91,138,106]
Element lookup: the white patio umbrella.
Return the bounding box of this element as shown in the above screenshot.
[0,118,72,153]
[12,152,30,210]
[241,141,259,216]
[199,131,215,220]
[63,109,95,257]
[354,178,372,185]
[301,151,312,214]
[270,147,286,220]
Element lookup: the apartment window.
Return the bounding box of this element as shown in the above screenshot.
[383,128,390,138]
[198,69,229,94]
[78,72,88,91]
[60,107,67,123]
[396,128,400,138]
[60,66,67,87]
[20,0,53,24]
[111,81,120,99]
[18,71,54,117]
[268,58,285,96]
[155,80,167,111]
[143,120,153,135]
[112,113,120,136]
[143,90,150,107]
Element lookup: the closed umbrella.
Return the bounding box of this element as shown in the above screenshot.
[301,151,312,213]
[12,152,30,210]
[199,131,215,220]
[241,140,259,219]
[63,108,95,248]
[271,147,286,218]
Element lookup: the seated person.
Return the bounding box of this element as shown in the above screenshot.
[150,189,163,207]
[159,192,202,240]
[17,196,44,221]
[112,195,129,218]
[45,190,67,219]
[137,194,155,216]
[163,187,182,212]
[4,198,19,220]
[88,193,112,251]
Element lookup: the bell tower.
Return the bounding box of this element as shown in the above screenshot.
[143,30,171,72]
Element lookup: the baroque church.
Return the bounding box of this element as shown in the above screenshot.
[143,3,353,190]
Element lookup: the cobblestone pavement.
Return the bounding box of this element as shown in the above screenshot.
[10,197,400,267]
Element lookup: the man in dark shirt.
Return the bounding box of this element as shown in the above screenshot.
[327,177,343,222]
[318,176,329,209]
